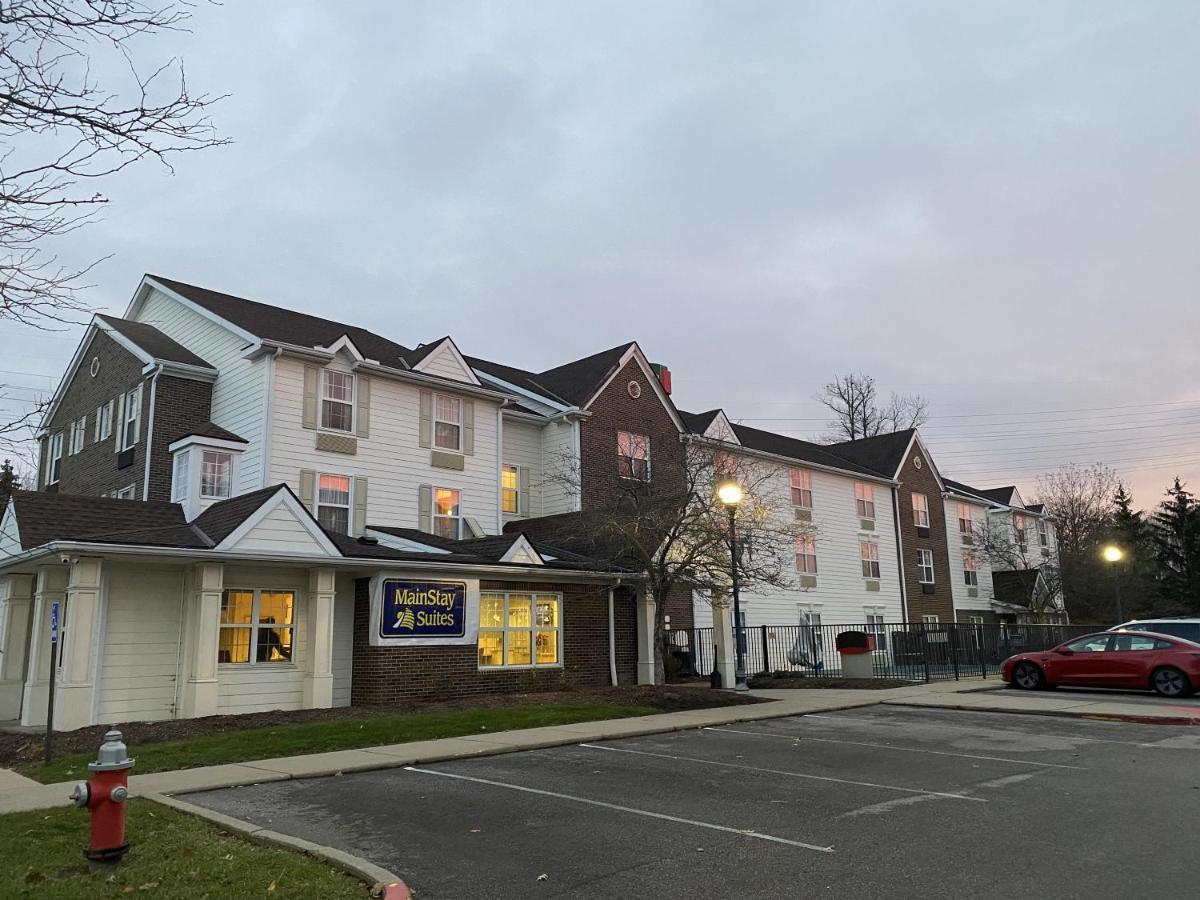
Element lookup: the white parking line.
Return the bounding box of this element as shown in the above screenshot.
[703,726,1088,770]
[577,743,986,802]
[403,766,834,853]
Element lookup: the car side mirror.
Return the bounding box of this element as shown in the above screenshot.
[1055,648,1074,656]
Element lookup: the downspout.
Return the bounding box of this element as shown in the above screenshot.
[141,367,161,500]
[608,586,618,686]
[259,348,281,489]
[892,485,909,621]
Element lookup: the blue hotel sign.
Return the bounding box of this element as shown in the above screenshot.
[379,580,467,639]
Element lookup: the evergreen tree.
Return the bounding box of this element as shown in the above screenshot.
[1109,482,1153,616]
[0,459,18,518]
[1150,478,1200,615]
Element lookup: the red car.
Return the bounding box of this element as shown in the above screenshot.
[1002,630,1200,698]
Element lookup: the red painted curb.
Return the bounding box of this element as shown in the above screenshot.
[380,881,412,900]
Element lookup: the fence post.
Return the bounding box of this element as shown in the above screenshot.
[760,626,770,674]
[921,627,931,683]
[949,624,960,681]
[979,626,987,679]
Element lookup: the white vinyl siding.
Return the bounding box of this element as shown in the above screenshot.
[269,355,501,534]
[418,343,476,382]
[943,496,993,612]
[540,420,577,515]
[331,573,355,707]
[136,288,269,494]
[502,418,544,523]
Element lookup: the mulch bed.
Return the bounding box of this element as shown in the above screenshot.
[746,674,916,690]
[0,685,760,769]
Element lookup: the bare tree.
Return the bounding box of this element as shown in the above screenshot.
[816,372,928,442]
[0,0,228,329]
[970,517,1063,622]
[538,441,809,682]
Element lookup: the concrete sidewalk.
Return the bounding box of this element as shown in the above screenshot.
[4,677,1194,815]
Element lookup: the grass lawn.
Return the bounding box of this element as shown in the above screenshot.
[19,703,655,784]
[0,799,369,899]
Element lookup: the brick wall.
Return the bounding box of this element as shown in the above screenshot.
[895,445,956,622]
[351,578,638,706]
[40,331,150,498]
[145,375,214,502]
[578,358,684,510]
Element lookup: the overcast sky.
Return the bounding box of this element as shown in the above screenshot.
[3,1,1198,510]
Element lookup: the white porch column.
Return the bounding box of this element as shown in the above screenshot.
[635,589,658,685]
[0,574,35,720]
[21,565,67,727]
[303,567,336,709]
[55,557,104,731]
[179,563,223,719]
[711,592,737,690]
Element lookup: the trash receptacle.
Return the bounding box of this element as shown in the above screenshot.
[836,630,875,679]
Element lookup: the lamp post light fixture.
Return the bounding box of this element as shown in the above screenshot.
[718,481,749,691]
[1101,544,1125,624]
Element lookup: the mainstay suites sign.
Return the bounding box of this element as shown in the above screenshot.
[369,576,478,647]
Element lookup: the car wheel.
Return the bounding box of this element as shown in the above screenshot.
[1150,666,1193,698]
[1011,661,1045,691]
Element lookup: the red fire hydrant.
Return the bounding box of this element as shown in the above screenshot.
[69,729,135,864]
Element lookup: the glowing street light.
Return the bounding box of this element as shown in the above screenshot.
[717,481,748,691]
[1101,545,1124,564]
[1101,544,1125,622]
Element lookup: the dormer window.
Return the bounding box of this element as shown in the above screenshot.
[169,432,245,519]
[200,450,233,499]
[320,370,355,432]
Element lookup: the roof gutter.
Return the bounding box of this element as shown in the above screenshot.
[682,434,899,486]
[0,540,640,584]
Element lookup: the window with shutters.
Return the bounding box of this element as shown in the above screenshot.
[855,482,875,518]
[200,450,233,499]
[433,487,461,538]
[478,591,562,669]
[433,394,462,451]
[218,589,295,664]
[860,540,880,579]
[70,416,87,455]
[912,492,929,528]
[120,384,141,450]
[501,464,519,514]
[320,370,355,432]
[47,432,64,483]
[96,399,114,441]
[616,431,650,480]
[790,468,812,508]
[316,473,352,533]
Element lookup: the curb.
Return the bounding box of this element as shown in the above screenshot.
[146,792,412,898]
[884,700,1200,726]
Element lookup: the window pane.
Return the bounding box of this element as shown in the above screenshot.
[256,624,293,662]
[478,631,504,667]
[323,371,353,401]
[507,630,532,666]
[258,592,295,626]
[501,466,519,490]
[434,488,460,516]
[436,395,461,422]
[535,631,558,665]
[322,399,353,431]
[218,627,251,664]
[480,595,505,628]
[507,596,532,628]
[535,597,559,628]
[201,451,232,498]
[221,591,254,625]
[319,506,349,533]
[433,515,458,539]
[319,475,351,505]
[434,421,461,449]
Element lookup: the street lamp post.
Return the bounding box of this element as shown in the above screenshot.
[1101,544,1125,624]
[718,482,749,692]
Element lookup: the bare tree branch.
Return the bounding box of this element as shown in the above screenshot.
[815,372,928,441]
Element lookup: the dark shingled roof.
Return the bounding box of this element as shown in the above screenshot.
[1025,503,1045,514]
[468,342,636,408]
[364,525,462,550]
[992,569,1041,608]
[729,422,888,478]
[822,429,916,478]
[168,422,248,445]
[190,485,288,544]
[96,315,214,369]
[943,478,998,504]
[971,486,1019,506]
[149,275,416,369]
[679,409,720,434]
[7,491,205,550]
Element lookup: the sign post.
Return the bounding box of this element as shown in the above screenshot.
[46,601,59,765]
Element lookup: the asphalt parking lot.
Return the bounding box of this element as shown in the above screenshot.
[189,706,1200,899]
[1017,683,1200,709]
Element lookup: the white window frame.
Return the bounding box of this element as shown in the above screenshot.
[1013,514,1028,549]
[912,492,929,528]
[433,485,462,539]
[433,393,463,451]
[171,449,190,503]
[47,432,64,484]
[957,503,973,541]
[922,614,940,625]
[795,533,817,574]
[120,384,142,450]
[798,603,824,651]
[616,431,650,481]
[963,553,978,586]
[70,416,87,455]
[316,472,353,534]
[1037,519,1049,547]
[477,591,563,671]
[917,548,935,584]
[790,468,813,508]
[115,484,136,500]
[218,587,297,667]
[319,369,356,434]
[501,464,519,515]
[860,540,880,579]
[864,608,888,652]
[855,482,875,519]
[96,399,114,442]
[199,449,234,500]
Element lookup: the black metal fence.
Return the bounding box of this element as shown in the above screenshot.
[669,621,1105,682]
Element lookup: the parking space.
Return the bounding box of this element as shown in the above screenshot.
[1017,683,1200,709]
[188,706,1198,899]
